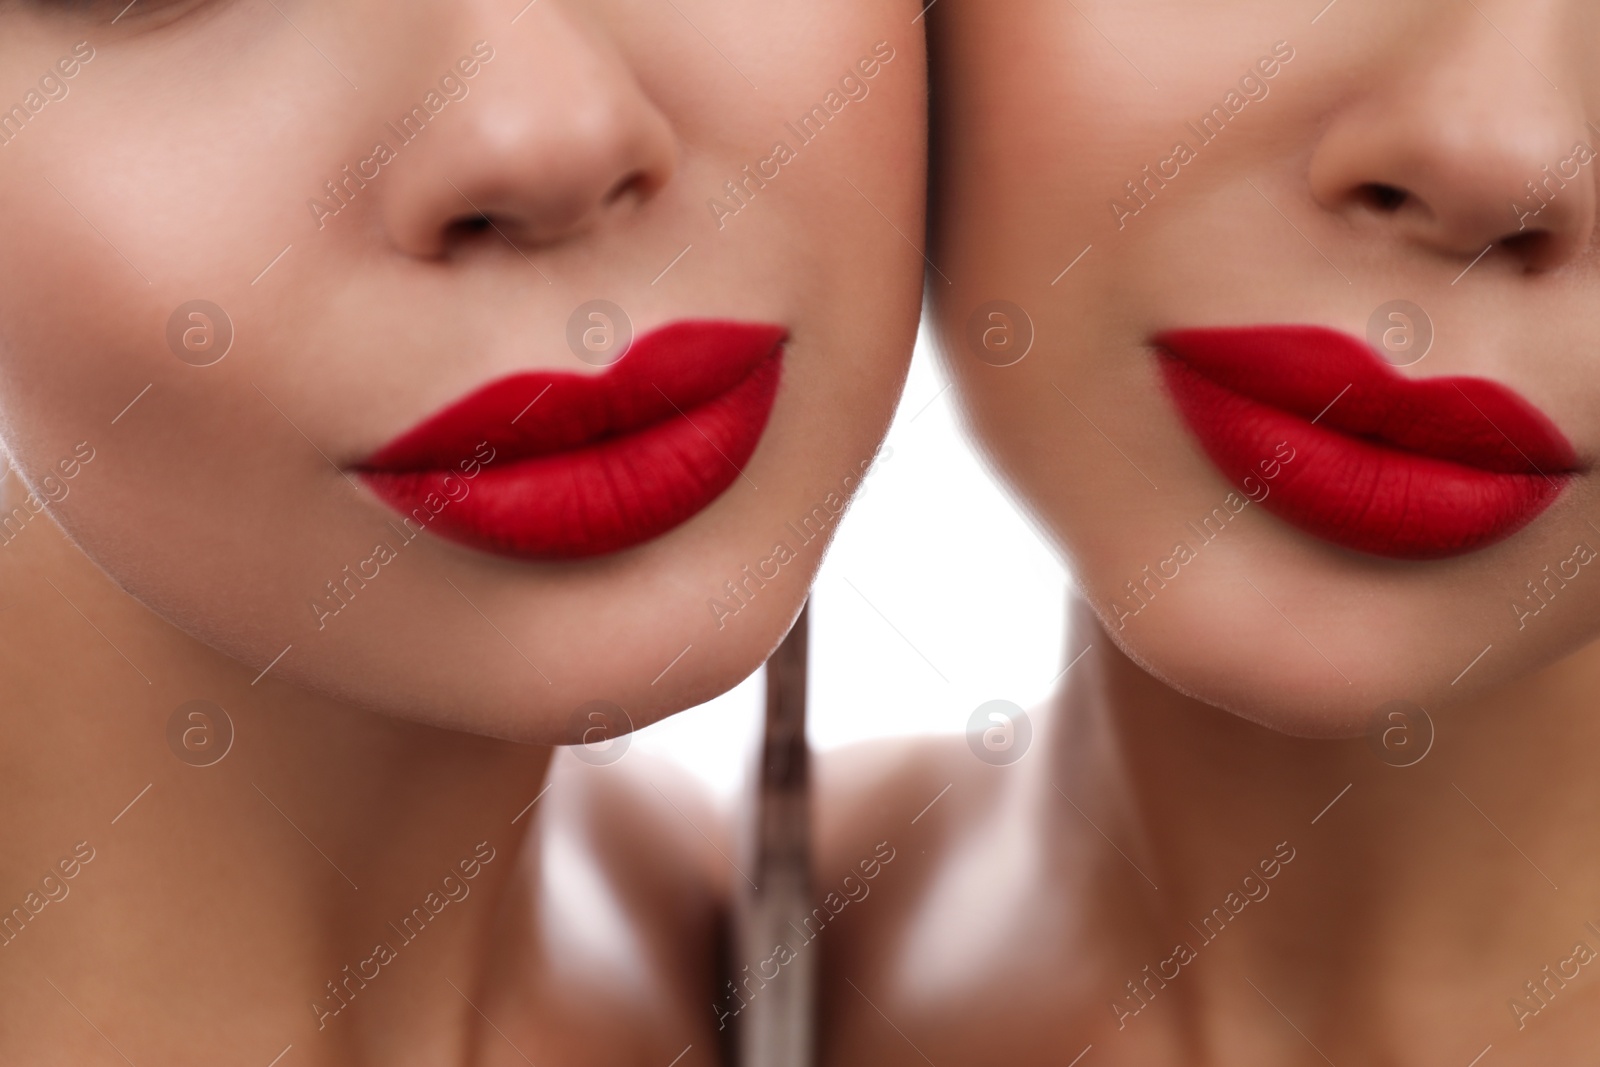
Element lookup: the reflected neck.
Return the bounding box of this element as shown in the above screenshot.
[1048,591,1600,1051]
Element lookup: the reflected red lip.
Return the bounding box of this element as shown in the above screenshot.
[357,320,786,559]
[1155,325,1578,559]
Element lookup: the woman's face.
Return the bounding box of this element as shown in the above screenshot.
[934,0,1600,736]
[0,0,923,742]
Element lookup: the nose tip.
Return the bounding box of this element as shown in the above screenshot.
[473,85,676,243]
[482,93,675,246]
[380,23,678,261]
[1312,129,1595,272]
[1306,22,1596,275]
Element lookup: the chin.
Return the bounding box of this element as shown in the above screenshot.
[1098,613,1383,740]
[1089,546,1600,741]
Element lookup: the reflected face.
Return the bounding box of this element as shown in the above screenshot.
[933,0,1600,735]
[0,0,924,741]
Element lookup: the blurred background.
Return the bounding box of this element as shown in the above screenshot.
[630,318,1071,799]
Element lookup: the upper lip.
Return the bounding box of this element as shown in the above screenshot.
[358,320,789,471]
[1153,324,1579,475]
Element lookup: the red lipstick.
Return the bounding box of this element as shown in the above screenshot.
[1155,325,1578,559]
[357,320,785,559]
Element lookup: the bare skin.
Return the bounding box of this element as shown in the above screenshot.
[820,600,1600,1065]
[0,504,731,1067]
[820,0,1600,1061]
[0,0,923,1062]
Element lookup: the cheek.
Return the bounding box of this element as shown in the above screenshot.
[0,22,323,485]
[0,25,380,676]
[932,1,1600,736]
[0,2,928,742]
[0,182,153,487]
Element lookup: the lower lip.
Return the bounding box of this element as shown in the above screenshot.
[357,321,786,560]
[1156,325,1578,560]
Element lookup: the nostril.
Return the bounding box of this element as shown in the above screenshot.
[1360,183,1409,212]
[443,215,495,245]
[603,169,655,208]
[1499,228,1554,268]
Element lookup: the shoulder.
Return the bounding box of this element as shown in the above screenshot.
[812,733,1007,1037]
[540,746,732,927]
[813,732,1127,1067]
[815,732,1007,877]
[517,749,729,1065]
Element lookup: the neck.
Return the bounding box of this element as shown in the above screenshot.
[0,480,551,1065]
[1053,594,1600,1056]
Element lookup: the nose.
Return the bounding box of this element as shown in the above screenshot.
[382,8,678,259]
[1307,8,1596,273]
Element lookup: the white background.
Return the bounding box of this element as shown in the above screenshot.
[630,320,1072,799]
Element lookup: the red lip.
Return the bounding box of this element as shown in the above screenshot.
[1155,325,1579,559]
[357,320,785,559]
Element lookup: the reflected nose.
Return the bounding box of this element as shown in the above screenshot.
[383,11,677,259]
[1307,13,1595,273]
